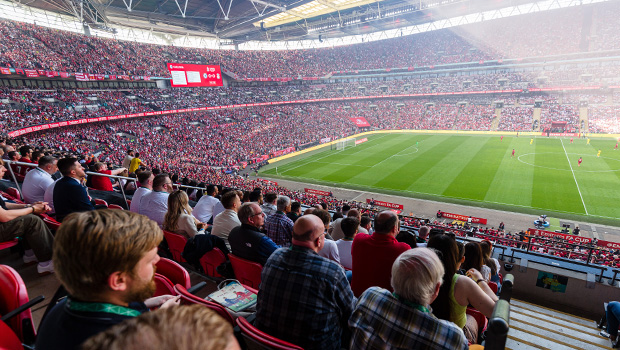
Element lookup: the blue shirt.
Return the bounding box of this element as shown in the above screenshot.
[264,211,293,247]
[256,246,356,350]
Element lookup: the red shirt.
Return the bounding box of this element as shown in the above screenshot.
[350,232,411,297]
[91,169,114,191]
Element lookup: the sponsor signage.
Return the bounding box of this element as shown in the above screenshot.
[367,199,404,210]
[441,212,487,225]
[304,188,332,196]
[355,137,368,145]
[350,117,371,127]
[527,228,592,244]
[597,240,620,249]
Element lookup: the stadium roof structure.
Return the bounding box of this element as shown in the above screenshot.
[10,0,557,43]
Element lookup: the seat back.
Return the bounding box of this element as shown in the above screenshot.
[154,273,176,297]
[199,248,226,277]
[488,281,498,294]
[0,239,19,251]
[236,316,304,350]
[41,215,61,232]
[5,188,20,201]
[94,198,108,207]
[156,257,191,289]
[0,265,36,344]
[173,284,234,325]
[162,230,187,263]
[466,307,488,344]
[0,320,23,350]
[229,254,263,289]
[108,204,124,210]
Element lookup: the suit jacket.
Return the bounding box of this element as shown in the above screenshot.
[53,176,95,222]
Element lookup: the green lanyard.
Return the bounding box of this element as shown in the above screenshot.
[392,293,430,313]
[67,298,141,317]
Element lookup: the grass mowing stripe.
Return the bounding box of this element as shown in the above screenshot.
[560,138,588,215]
[259,134,620,225]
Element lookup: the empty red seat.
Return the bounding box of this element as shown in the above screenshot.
[229,253,263,289]
[156,257,191,289]
[199,248,226,278]
[0,265,38,345]
[236,316,304,350]
[162,230,187,263]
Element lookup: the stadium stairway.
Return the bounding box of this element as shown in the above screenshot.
[506,299,612,350]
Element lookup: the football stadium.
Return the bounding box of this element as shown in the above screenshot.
[0,0,620,348]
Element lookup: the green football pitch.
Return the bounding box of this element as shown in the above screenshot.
[261,133,620,225]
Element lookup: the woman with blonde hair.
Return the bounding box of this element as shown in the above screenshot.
[164,190,229,269]
[163,190,205,240]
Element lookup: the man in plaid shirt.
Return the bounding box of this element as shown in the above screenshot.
[263,195,294,247]
[255,214,356,350]
[349,248,468,349]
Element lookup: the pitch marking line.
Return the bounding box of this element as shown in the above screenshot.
[278,135,390,175]
[560,138,589,215]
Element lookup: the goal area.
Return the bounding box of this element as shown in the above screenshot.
[332,137,356,150]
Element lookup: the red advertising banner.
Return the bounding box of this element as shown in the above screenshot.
[355,137,368,145]
[75,73,90,81]
[527,228,592,244]
[271,147,295,157]
[367,199,404,210]
[305,188,332,196]
[60,72,69,78]
[109,75,117,80]
[24,69,38,77]
[441,212,487,225]
[349,117,371,127]
[167,63,223,87]
[0,67,11,74]
[596,240,620,250]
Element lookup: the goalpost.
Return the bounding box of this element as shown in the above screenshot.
[333,137,356,150]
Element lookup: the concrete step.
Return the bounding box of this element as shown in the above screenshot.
[505,299,612,350]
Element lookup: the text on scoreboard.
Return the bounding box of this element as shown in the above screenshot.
[167,63,223,87]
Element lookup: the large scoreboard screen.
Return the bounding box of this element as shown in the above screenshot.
[167,63,223,87]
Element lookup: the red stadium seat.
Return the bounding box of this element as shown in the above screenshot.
[5,188,20,200]
[229,253,263,289]
[94,198,108,207]
[154,273,176,297]
[488,281,499,294]
[108,204,124,210]
[0,265,38,345]
[0,239,19,252]
[0,320,23,350]
[199,248,226,278]
[466,307,488,345]
[40,214,61,232]
[162,230,187,263]
[236,316,304,350]
[155,257,191,290]
[173,284,234,325]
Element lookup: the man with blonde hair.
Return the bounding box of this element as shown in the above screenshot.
[82,305,240,350]
[35,210,179,350]
[349,248,468,349]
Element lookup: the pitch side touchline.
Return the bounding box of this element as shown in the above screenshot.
[560,138,589,215]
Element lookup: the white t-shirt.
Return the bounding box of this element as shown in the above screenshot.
[335,239,353,270]
[43,179,59,213]
[139,191,169,226]
[318,239,340,264]
[211,209,241,250]
[22,167,54,204]
[130,187,151,213]
[192,195,220,223]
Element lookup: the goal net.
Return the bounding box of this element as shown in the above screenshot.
[333,137,356,150]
